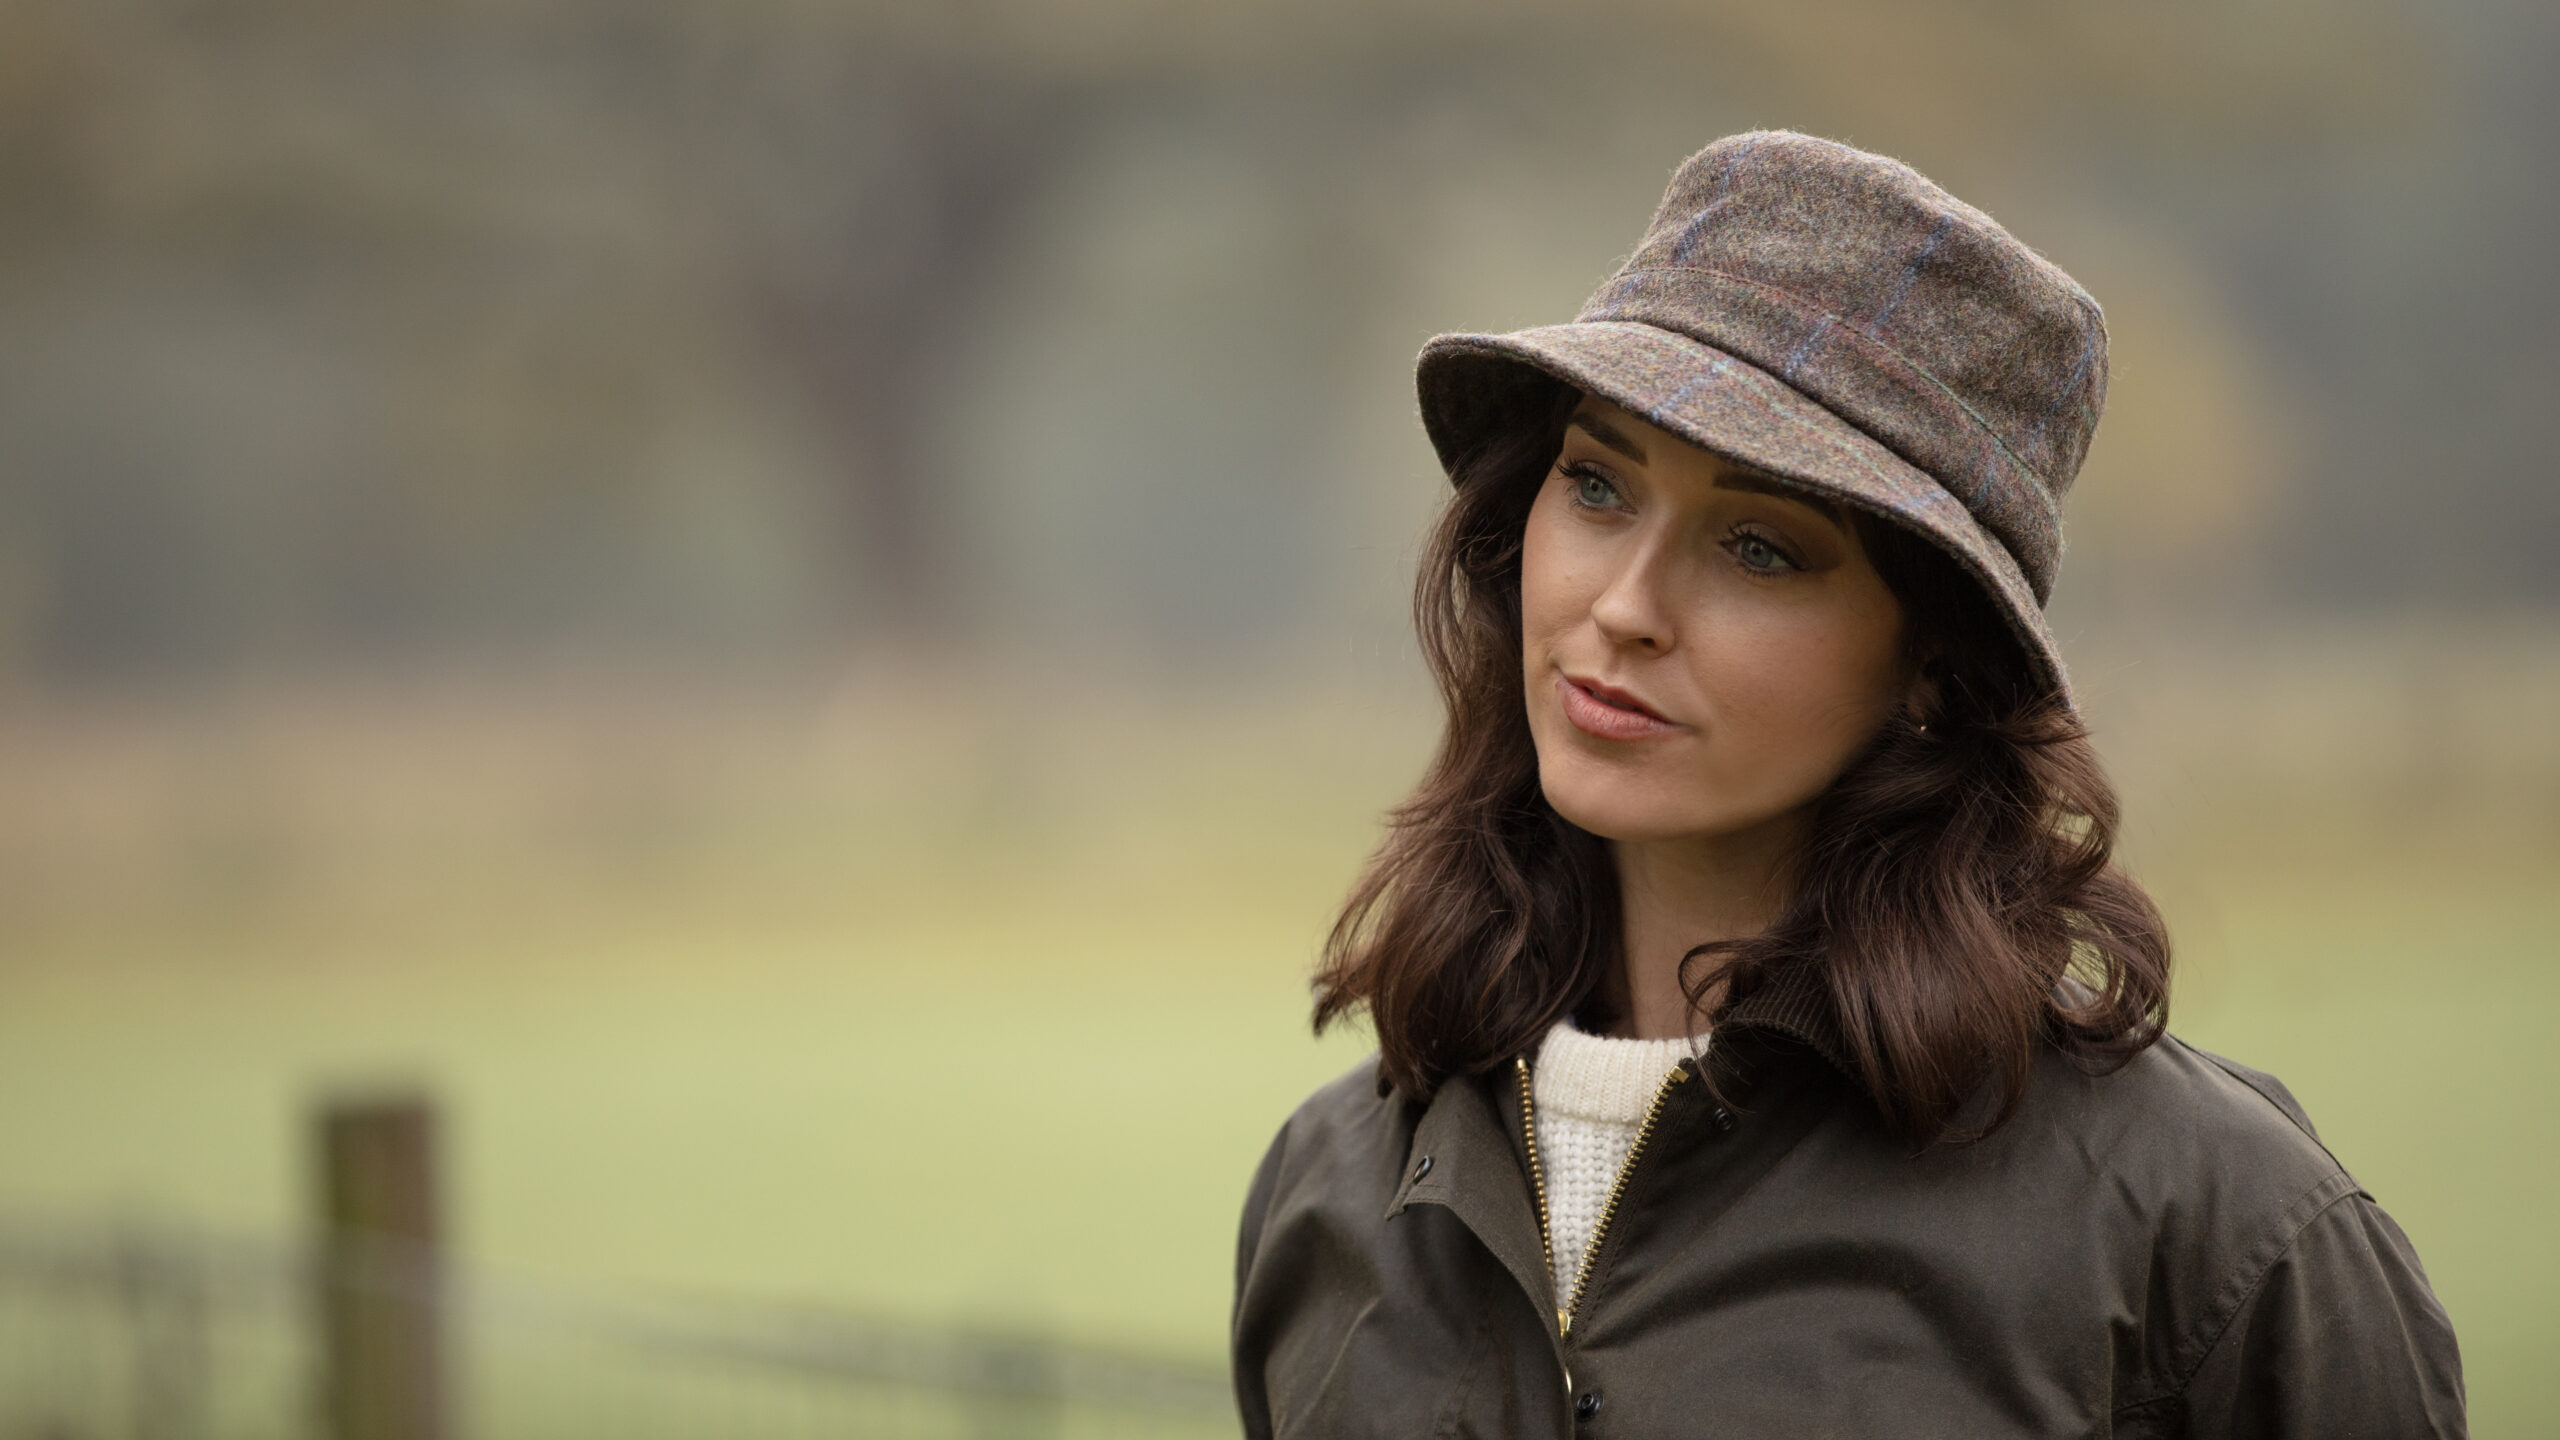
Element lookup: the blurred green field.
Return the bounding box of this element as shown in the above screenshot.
[0,639,2553,1433]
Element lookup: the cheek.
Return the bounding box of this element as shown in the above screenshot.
[1517,487,1586,659]
[1702,590,1907,751]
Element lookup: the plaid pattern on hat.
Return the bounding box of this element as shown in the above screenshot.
[1417,131,2106,701]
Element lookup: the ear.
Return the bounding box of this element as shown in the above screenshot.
[1901,657,1945,733]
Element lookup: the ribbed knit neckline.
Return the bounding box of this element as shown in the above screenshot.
[1531,1019,1711,1125]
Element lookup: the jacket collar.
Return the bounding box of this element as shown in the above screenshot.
[1714,961,1855,1078]
[1386,1064,1559,1328]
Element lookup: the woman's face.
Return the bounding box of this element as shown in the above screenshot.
[1520,397,1914,850]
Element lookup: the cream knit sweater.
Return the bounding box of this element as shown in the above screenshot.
[1530,1019,1709,1298]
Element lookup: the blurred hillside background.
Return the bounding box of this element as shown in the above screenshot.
[0,0,2555,1433]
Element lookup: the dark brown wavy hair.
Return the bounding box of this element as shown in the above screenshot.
[1312,382,2171,1145]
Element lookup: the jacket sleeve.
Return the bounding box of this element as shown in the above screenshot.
[1230,1118,1291,1440]
[2178,1190,2465,1439]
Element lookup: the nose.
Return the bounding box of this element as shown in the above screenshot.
[1587,534,1676,652]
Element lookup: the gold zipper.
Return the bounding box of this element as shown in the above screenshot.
[1513,1057,1561,1333]
[1517,1054,1690,1339]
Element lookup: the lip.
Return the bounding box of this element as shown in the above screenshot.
[1556,673,1685,741]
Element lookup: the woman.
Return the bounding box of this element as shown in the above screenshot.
[1229,132,2463,1438]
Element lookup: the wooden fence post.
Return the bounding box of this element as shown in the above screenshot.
[317,1098,446,1440]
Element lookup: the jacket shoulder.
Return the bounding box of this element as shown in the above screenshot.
[2166,1037,2326,1145]
[2041,1033,2423,1411]
[1232,1053,1419,1331]
[2054,1030,2349,1200]
[2077,1038,2463,1429]
[1258,1052,1416,1186]
[1288,1051,1399,1129]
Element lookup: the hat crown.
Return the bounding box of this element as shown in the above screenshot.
[1578,131,2107,600]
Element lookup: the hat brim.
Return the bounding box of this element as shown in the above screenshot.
[1417,321,2070,706]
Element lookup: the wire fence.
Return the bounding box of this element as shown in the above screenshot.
[0,1211,1238,1440]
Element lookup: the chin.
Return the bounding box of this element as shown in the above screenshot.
[1536,738,1812,847]
[1541,770,1722,845]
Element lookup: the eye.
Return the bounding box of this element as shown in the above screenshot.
[1729,530,1801,574]
[1562,462,1624,511]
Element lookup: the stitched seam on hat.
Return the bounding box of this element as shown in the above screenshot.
[1605,265,2062,521]
[1618,263,2046,490]
[1778,314,1837,382]
[1774,214,1952,389]
[1637,351,1904,495]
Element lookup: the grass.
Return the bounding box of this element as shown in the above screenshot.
[0,643,2551,1433]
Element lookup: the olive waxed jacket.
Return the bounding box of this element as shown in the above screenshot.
[1230,979,2463,1439]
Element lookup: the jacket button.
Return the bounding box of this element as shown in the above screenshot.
[1710,1106,1736,1133]
[1410,1154,1433,1182]
[1574,1390,1604,1421]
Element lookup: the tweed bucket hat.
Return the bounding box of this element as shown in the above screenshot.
[1417,130,2106,704]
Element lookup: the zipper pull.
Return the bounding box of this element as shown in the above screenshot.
[1558,1309,1572,1338]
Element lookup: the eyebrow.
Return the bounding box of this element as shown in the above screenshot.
[1726,470,1850,531]
[1567,411,1648,464]
[1710,464,1853,532]
[1571,410,1846,520]
[1713,469,1826,507]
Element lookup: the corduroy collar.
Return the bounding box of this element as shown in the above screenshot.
[1711,962,1854,1079]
